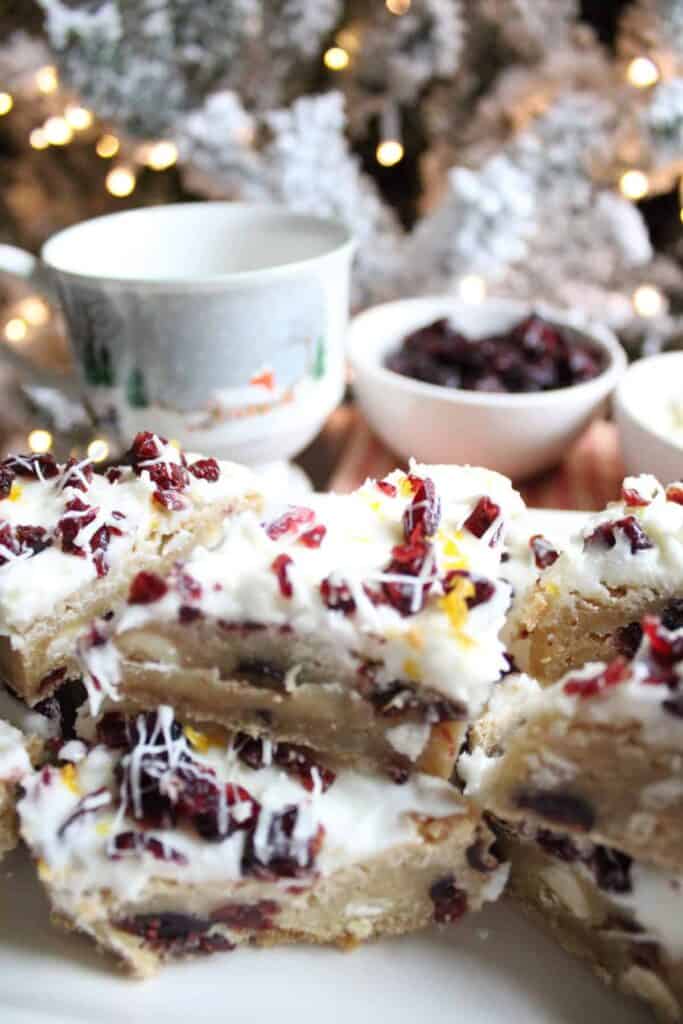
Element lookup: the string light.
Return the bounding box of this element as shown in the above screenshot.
[144,140,178,170]
[376,139,404,166]
[29,128,48,150]
[105,166,136,197]
[4,318,27,342]
[619,169,649,200]
[386,0,411,13]
[43,116,73,146]
[35,65,58,94]
[96,133,120,158]
[457,274,487,303]
[324,46,349,71]
[28,429,53,454]
[87,438,109,462]
[0,92,13,116]
[65,105,93,131]
[626,56,659,88]
[632,284,666,318]
[19,297,49,326]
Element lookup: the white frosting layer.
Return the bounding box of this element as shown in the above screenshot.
[109,463,522,715]
[0,440,256,634]
[538,474,683,603]
[19,712,467,904]
[0,719,31,781]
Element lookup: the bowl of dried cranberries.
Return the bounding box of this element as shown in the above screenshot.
[348,297,626,480]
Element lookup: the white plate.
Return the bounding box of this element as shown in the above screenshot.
[0,508,648,1023]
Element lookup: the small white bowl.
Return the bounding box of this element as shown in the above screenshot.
[348,296,627,480]
[615,351,683,484]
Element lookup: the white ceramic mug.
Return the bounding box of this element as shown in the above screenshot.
[0,203,355,465]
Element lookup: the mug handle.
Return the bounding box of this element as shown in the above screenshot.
[0,244,79,395]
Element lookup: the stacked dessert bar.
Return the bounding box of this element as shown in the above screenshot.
[2,437,519,974]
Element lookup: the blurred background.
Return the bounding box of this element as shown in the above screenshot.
[0,0,681,471]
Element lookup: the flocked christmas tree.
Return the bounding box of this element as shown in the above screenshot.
[0,0,682,355]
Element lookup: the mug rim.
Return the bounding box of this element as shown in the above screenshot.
[41,202,355,289]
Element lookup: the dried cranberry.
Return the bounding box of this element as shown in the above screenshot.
[662,695,683,717]
[60,458,93,492]
[444,570,495,608]
[241,807,324,879]
[376,480,397,497]
[666,485,683,505]
[515,789,595,831]
[614,621,643,659]
[115,912,233,955]
[126,431,168,467]
[265,506,315,540]
[211,900,279,931]
[2,453,59,480]
[563,657,630,698]
[153,489,189,511]
[97,711,132,749]
[584,516,653,555]
[621,485,650,508]
[529,534,559,569]
[179,605,202,624]
[642,616,683,665]
[234,733,335,792]
[188,458,220,482]
[429,875,469,923]
[129,571,168,604]
[463,497,501,539]
[271,553,294,598]
[320,576,356,614]
[299,524,326,548]
[662,599,683,632]
[15,524,51,555]
[0,466,14,499]
[402,475,441,539]
[110,831,188,865]
[172,570,202,603]
[378,536,437,615]
[105,467,122,484]
[387,764,410,784]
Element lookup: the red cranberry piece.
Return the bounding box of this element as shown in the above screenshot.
[402,475,441,540]
[153,488,189,511]
[662,599,683,631]
[105,467,122,484]
[0,466,14,499]
[584,516,653,555]
[97,711,132,749]
[3,453,59,480]
[60,458,93,492]
[563,657,630,698]
[126,431,168,466]
[621,485,650,508]
[379,536,437,615]
[265,506,315,541]
[376,480,397,498]
[115,912,226,952]
[429,875,469,923]
[15,525,51,556]
[299,524,326,548]
[272,743,336,793]
[443,570,495,608]
[211,900,280,931]
[188,458,220,482]
[129,571,168,604]
[320,576,356,614]
[642,616,683,669]
[241,807,324,879]
[529,534,559,569]
[110,831,188,865]
[666,485,683,505]
[463,497,501,539]
[271,553,294,598]
[179,605,202,623]
[614,621,643,659]
[515,789,595,831]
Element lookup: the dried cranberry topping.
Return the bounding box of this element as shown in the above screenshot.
[105,467,122,484]
[370,681,467,721]
[265,506,315,541]
[666,485,683,505]
[529,534,559,569]
[402,475,441,540]
[429,874,469,923]
[563,657,630,698]
[153,488,189,511]
[128,571,168,604]
[614,620,643,659]
[299,524,327,548]
[60,458,93,492]
[376,480,397,497]
[621,485,650,508]
[378,536,437,616]
[235,734,336,793]
[179,605,202,623]
[463,497,501,539]
[271,553,294,598]
[320,576,356,615]
[188,458,220,482]
[241,807,324,880]
[115,912,234,955]
[2,452,59,480]
[642,615,683,667]
[584,516,653,555]
[110,831,188,865]
[515,789,595,831]
[444,570,495,608]
[0,466,14,499]
[0,521,52,564]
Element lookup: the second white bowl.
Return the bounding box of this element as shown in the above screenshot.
[348,296,627,480]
